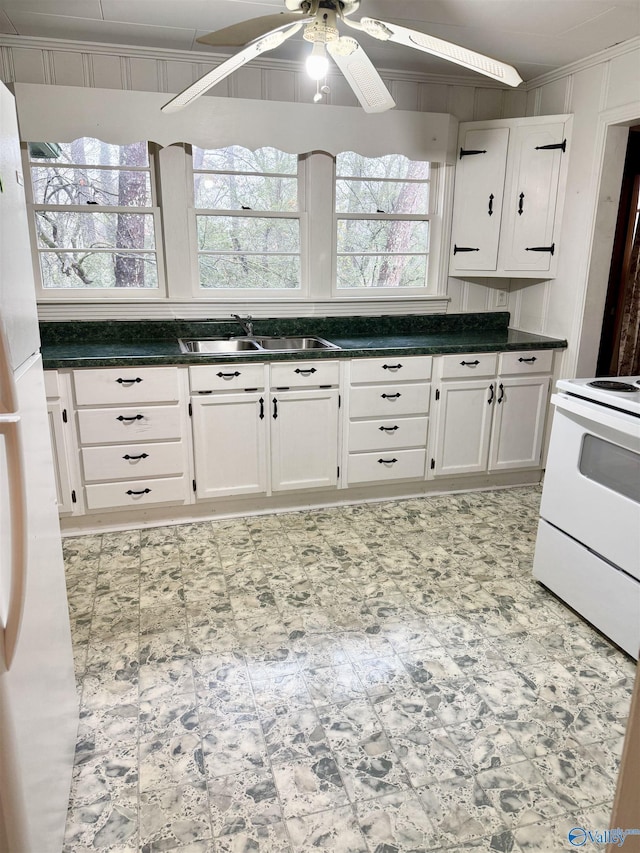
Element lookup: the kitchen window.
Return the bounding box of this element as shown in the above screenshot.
[26,138,163,297]
[334,152,434,294]
[191,146,303,293]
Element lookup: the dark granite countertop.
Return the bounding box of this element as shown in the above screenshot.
[40,313,567,369]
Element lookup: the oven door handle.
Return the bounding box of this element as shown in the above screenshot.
[552,392,640,442]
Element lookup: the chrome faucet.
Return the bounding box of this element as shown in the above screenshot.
[232,314,254,336]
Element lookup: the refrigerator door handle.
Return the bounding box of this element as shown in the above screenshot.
[0,412,27,670]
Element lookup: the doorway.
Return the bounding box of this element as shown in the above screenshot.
[596,126,640,376]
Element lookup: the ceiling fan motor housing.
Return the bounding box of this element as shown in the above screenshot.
[285,0,361,16]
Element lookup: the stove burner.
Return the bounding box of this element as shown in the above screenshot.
[588,380,639,392]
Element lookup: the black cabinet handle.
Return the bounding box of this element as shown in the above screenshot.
[518,356,537,363]
[488,194,494,216]
[117,414,144,422]
[460,360,480,367]
[497,383,504,404]
[453,245,480,255]
[378,458,398,464]
[294,368,316,375]
[126,488,151,496]
[526,244,555,255]
[123,453,149,460]
[379,425,399,433]
[381,393,401,399]
[259,397,264,420]
[217,371,241,378]
[459,147,487,158]
[116,377,142,385]
[488,384,495,404]
[272,398,278,419]
[535,139,566,152]
[382,364,402,370]
[518,193,524,216]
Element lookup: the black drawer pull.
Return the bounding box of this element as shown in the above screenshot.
[526,244,555,255]
[294,368,317,375]
[123,453,149,460]
[379,425,399,433]
[116,377,142,385]
[518,356,537,363]
[497,383,504,404]
[378,458,398,464]
[117,414,144,422]
[488,384,495,404]
[453,245,480,255]
[460,360,480,366]
[381,393,401,399]
[217,371,241,378]
[382,364,402,370]
[126,488,151,496]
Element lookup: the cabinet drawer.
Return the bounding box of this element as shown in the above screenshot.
[348,417,428,452]
[77,405,182,445]
[350,356,432,384]
[440,353,497,379]
[44,370,61,398]
[271,360,340,388]
[347,449,426,485]
[81,442,185,482]
[189,363,265,393]
[498,350,553,375]
[73,367,180,405]
[84,475,189,510]
[350,384,430,418]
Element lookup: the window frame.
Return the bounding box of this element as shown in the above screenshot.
[331,155,442,298]
[24,140,167,301]
[188,145,309,300]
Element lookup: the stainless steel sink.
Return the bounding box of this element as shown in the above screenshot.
[179,338,261,354]
[252,336,339,351]
[179,335,340,354]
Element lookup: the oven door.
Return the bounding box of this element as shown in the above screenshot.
[540,392,640,580]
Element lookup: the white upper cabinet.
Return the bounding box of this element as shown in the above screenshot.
[449,116,571,279]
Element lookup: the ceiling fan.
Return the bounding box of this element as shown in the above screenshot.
[161,0,522,115]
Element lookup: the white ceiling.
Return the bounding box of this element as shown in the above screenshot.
[1,0,639,82]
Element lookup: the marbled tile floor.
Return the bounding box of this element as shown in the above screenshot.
[62,486,636,853]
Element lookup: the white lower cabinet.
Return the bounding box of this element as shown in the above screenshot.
[45,371,77,514]
[191,392,267,499]
[271,388,339,492]
[431,352,551,477]
[189,361,340,499]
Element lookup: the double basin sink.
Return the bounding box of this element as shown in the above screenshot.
[180,335,340,355]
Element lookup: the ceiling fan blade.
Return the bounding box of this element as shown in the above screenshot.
[358,17,523,88]
[196,12,308,47]
[327,38,396,114]
[162,24,302,113]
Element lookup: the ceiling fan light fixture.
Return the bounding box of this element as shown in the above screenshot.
[306,42,330,79]
[359,18,392,41]
[328,36,358,57]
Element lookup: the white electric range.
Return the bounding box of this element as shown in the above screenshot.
[533,376,640,658]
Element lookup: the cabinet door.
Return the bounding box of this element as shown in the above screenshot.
[450,127,510,272]
[47,399,75,514]
[191,393,267,499]
[271,389,339,492]
[500,122,566,273]
[489,376,550,471]
[432,380,495,476]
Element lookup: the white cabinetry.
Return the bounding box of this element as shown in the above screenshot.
[431,351,552,477]
[44,370,76,514]
[189,360,340,499]
[450,115,571,278]
[72,366,190,510]
[189,362,268,500]
[346,356,431,485]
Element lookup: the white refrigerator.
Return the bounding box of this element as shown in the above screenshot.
[0,81,78,852]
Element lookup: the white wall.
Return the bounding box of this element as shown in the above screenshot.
[1,33,639,378]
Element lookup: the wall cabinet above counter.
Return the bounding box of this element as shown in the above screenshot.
[449,115,572,279]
